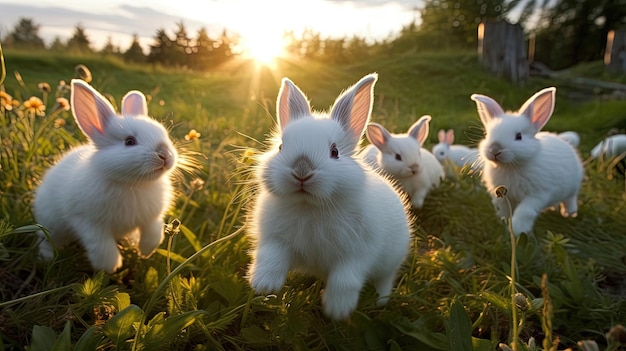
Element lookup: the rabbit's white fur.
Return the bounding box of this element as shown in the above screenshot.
[590,134,626,159]
[365,116,444,209]
[471,87,583,236]
[557,131,580,148]
[431,129,480,170]
[33,80,177,273]
[360,144,380,168]
[247,74,412,320]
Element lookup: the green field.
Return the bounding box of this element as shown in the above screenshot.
[1,48,625,350]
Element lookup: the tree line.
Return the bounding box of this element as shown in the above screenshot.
[2,0,624,70]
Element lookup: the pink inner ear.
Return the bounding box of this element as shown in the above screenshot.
[438,130,445,142]
[519,87,555,132]
[277,80,291,130]
[366,123,388,150]
[276,78,310,131]
[446,129,455,144]
[471,94,505,126]
[348,80,374,137]
[408,115,431,146]
[71,80,116,138]
[122,91,148,116]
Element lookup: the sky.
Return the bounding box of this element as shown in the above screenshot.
[0,0,420,52]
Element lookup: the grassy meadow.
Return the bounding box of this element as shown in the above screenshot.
[1,47,626,350]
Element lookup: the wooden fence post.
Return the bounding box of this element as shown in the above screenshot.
[477,20,529,84]
[605,29,626,73]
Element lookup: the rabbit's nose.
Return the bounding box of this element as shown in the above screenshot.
[156,143,172,160]
[410,164,420,175]
[489,143,502,157]
[291,155,314,182]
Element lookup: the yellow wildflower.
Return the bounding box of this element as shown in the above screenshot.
[23,96,46,117]
[190,178,205,191]
[57,80,68,93]
[184,129,201,141]
[55,97,70,111]
[0,91,16,111]
[38,82,51,93]
[54,118,66,128]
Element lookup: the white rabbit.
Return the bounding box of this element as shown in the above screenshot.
[590,134,626,159]
[360,143,380,168]
[365,116,444,209]
[557,131,580,148]
[471,87,583,236]
[247,74,411,320]
[431,129,480,170]
[33,79,178,273]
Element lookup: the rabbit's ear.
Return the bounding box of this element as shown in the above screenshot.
[276,78,311,131]
[438,129,446,142]
[366,123,392,151]
[408,115,432,146]
[519,87,555,132]
[330,73,377,141]
[446,129,455,144]
[71,79,117,140]
[121,91,148,117]
[471,93,504,126]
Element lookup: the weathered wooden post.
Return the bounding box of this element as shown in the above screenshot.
[478,20,529,84]
[605,29,626,73]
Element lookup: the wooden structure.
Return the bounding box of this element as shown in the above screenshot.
[605,29,626,73]
[477,20,529,85]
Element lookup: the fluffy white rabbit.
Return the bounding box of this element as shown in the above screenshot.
[247,74,412,320]
[360,143,380,168]
[33,79,178,273]
[590,134,626,159]
[365,116,444,209]
[471,87,583,236]
[431,129,480,170]
[557,131,580,148]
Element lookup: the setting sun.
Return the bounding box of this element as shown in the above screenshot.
[240,29,287,65]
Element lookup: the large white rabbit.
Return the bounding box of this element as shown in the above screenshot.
[471,87,583,236]
[431,129,480,170]
[247,74,412,320]
[33,79,178,273]
[365,116,444,209]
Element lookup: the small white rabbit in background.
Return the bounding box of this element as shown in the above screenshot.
[590,134,626,159]
[247,73,412,320]
[33,79,178,273]
[557,131,580,148]
[365,116,444,209]
[431,129,480,170]
[471,87,583,236]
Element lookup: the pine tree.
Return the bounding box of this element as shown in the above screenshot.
[148,28,174,65]
[123,34,146,63]
[49,36,66,51]
[66,24,93,53]
[4,18,45,49]
[191,27,215,70]
[100,36,119,56]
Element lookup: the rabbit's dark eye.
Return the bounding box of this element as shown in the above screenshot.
[124,136,137,146]
[515,132,522,141]
[395,154,402,161]
[330,143,339,159]
[278,144,282,152]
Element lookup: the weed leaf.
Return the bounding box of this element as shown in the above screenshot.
[102,304,144,347]
[448,298,473,351]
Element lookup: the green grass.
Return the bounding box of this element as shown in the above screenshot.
[1,47,626,351]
